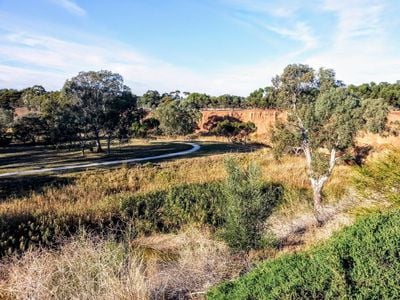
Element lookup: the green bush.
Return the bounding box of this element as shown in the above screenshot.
[219,159,282,251]
[0,212,121,256]
[208,209,400,299]
[120,182,225,233]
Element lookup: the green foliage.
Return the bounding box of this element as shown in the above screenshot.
[0,108,13,146]
[12,113,47,144]
[0,212,121,257]
[182,92,212,109]
[120,182,225,234]
[219,160,281,251]
[208,209,400,299]
[211,120,256,142]
[270,121,301,158]
[362,98,389,133]
[347,81,400,109]
[354,150,400,203]
[0,89,22,110]
[0,181,225,256]
[130,117,160,138]
[138,90,162,109]
[63,70,137,152]
[246,87,278,108]
[155,102,200,135]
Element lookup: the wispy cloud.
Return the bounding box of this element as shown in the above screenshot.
[222,0,301,18]
[49,0,86,16]
[259,21,317,55]
[306,0,400,84]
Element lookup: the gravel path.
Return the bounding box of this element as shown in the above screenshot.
[0,142,200,178]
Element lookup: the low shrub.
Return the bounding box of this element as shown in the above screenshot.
[208,209,400,299]
[120,182,225,234]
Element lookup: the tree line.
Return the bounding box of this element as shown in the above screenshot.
[0,71,202,151]
[0,68,398,154]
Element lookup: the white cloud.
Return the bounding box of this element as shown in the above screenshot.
[261,22,318,55]
[0,29,274,95]
[222,0,301,18]
[0,0,399,97]
[49,0,86,16]
[306,0,400,84]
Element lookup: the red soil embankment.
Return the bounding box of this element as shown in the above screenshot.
[200,109,400,133]
[199,109,286,135]
[199,109,400,146]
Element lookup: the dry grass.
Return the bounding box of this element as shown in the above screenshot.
[0,148,352,227]
[0,227,241,300]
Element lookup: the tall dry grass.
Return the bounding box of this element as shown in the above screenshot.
[0,227,240,300]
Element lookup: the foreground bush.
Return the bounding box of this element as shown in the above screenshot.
[220,160,281,251]
[208,209,400,299]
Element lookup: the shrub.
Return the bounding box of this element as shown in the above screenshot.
[211,119,256,143]
[219,159,282,251]
[208,209,400,299]
[120,182,225,234]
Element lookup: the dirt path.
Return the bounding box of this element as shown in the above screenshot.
[0,142,200,178]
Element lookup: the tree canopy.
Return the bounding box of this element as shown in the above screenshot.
[271,64,389,223]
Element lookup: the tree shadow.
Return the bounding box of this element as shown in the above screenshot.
[0,175,75,201]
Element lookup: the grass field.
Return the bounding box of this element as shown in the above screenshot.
[0,137,397,299]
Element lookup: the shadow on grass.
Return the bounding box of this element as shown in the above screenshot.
[181,141,267,159]
[0,175,75,201]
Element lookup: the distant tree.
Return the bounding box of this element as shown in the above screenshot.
[182,92,212,109]
[103,91,138,153]
[271,64,389,224]
[246,86,278,108]
[0,108,13,146]
[138,90,162,109]
[63,70,136,152]
[0,89,22,111]
[155,102,200,135]
[20,85,47,111]
[211,118,256,143]
[131,117,160,138]
[13,113,47,144]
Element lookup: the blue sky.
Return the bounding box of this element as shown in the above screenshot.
[0,0,399,95]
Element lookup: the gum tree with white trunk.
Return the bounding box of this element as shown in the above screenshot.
[271,64,388,224]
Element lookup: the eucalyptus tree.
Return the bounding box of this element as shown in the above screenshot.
[155,101,201,136]
[63,70,136,152]
[271,64,388,224]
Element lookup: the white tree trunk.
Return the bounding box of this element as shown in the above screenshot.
[304,146,337,225]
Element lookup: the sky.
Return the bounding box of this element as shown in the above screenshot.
[0,0,399,96]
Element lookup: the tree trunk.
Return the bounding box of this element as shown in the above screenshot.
[310,177,328,225]
[94,131,102,153]
[107,135,112,154]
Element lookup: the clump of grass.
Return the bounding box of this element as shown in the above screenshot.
[353,149,400,203]
[0,228,240,300]
[0,234,149,300]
